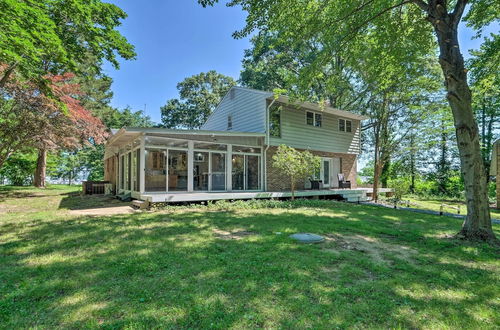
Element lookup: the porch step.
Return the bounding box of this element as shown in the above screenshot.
[131,200,150,210]
[116,192,131,202]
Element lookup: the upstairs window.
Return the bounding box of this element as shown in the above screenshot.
[227,115,233,130]
[339,119,352,132]
[269,105,281,137]
[306,111,322,127]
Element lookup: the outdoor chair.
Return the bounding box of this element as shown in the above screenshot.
[309,179,323,190]
[337,174,351,189]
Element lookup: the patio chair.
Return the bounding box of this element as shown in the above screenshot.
[309,178,323,190]
[337,173,351,189]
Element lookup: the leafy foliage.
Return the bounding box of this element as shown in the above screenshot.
[272,145,321,199]
[160,71,236,129]
[0,0,135,89]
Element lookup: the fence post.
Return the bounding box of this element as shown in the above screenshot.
[439,204,443,216]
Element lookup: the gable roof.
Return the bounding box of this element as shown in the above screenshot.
[224,86,368,121]
[270,95,368,121]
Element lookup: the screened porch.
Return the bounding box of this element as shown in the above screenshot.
[106,128,266,200]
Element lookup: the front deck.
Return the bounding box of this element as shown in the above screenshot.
[140,188,378,203]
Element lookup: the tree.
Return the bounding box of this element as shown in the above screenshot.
[199,0,497,241]
[468,34,500,176]
[240,32,367,111]
[0,0,135,90]
[272,145,321,200]
[0,68,107,187]
[160,71,236,129]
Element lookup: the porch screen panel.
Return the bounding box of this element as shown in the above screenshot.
[136,149,141,191]
[131,151,137,191]
[127,152,132,190]
[246,155,260,190]
[211,153,226,190]
[193,152,209,191]
[120,155,124,190]
[231,155,244,190]
[168,150,188,191]
[145,149,166,192]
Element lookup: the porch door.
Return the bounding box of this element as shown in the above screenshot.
[332,157,341,188]
[321,158,332,188]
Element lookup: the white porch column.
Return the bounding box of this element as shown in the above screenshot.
[139,135,145,194]
[187,140,194,192]
[226,144,232,191]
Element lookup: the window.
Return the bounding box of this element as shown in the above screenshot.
[306,111,314,126]
[339,119,352,132]
[227,115,232,130]
[269,105,281,137]
[314,113,322,127]
[306,111,322,127]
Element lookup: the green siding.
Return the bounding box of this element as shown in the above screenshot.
[270,106,361,154]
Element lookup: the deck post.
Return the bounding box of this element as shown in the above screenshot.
[139,135,145,194]
[227,144,232,191]
[188,141,194,192]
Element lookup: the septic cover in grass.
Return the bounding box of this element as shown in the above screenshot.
[289,233,325,243]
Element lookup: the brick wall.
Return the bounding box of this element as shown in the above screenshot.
[266,146,357,191]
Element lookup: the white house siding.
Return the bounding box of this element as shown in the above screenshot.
[270,105,361,154]
[202,87,271,133]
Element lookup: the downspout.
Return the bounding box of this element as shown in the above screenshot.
[264,98,277,192]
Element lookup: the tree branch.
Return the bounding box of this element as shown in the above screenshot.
[411,0,429,11]
[451,0,467,28]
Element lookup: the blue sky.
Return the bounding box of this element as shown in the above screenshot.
[105,1,498,123]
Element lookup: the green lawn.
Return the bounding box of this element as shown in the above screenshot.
[399,196,500,219]
[1,185,499,328]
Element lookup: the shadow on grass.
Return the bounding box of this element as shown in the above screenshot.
[1,201,499,328]
[58,192,129,211]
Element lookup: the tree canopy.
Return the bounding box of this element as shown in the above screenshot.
[160,71,236,129]
[0,0,135,89]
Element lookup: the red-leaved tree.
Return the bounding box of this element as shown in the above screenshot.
[0,66,107,187]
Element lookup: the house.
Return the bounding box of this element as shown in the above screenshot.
[103,87,368,203]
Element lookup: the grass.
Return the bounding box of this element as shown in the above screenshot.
[398,196,500,219]
[0,185,499,328]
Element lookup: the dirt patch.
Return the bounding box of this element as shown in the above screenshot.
[68,206,137,216]
[322,234,416,265]
[213,228,256,240]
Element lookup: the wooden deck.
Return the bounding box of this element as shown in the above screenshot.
[140,188,378,203]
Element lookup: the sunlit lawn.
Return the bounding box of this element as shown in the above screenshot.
[1,185,499,328]
[401,196,500,219]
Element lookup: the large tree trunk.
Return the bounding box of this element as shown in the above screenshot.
[430,4,495,241]
[34,148,47,188]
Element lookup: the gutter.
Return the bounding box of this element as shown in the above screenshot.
[264,98,277,192]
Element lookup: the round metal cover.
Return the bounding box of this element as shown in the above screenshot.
[289,233,325,243]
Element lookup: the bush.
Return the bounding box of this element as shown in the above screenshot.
[0,152,37,185]
[388,177,410,201]
[151,198,341,212]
